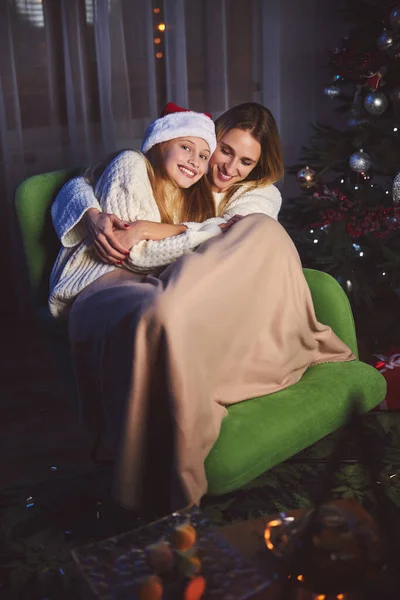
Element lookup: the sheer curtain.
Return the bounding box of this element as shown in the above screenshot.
[1,0,347,317]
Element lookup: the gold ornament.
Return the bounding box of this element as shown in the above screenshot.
[296,166,317,190]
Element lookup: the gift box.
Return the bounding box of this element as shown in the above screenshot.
[373,347,400,410]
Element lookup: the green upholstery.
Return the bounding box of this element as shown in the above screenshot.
[14,169,387,497]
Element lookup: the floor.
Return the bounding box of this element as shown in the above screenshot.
[1,318,94,492]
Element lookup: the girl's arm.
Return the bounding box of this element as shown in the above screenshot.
[120,183,282,272]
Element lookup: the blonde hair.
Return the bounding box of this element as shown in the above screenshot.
[144,144,215,224]
[214,102,284,214]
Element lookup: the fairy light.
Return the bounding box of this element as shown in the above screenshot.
[154,37,161,44]
[314,239,319,243]
[264,519,282,551]
[157,23,166,31]
[394,126,398,132]
[156,52,163,59]
[153,7,160,13]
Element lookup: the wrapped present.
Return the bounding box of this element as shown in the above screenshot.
[373,347,400,410]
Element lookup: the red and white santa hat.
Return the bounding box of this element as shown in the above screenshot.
[141,102,216,155]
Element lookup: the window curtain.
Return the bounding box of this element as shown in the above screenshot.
[0,0,347,317]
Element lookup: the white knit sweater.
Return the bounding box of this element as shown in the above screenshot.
[49,150,282,318]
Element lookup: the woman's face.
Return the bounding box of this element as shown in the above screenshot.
[161,137,210,188]
[208,128,262,192]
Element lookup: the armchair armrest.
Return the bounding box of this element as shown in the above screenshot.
[303,268,358,358]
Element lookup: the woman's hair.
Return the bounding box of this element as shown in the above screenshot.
[84,145,216,224]
[214,102,284,213]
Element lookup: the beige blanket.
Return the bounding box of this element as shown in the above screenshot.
[69,214,355,513]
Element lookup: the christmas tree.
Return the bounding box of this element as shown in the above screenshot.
[281,0,400,356]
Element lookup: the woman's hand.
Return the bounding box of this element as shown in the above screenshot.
[219,214,244,232]
[85,208,131,265]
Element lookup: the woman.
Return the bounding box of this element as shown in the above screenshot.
[50,102,354,515]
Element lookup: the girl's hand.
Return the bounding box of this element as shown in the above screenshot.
[219,214,244,232]
[85,208,131,265]
[112,221,188,264]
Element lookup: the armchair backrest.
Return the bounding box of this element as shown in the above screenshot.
[14,168,80,307]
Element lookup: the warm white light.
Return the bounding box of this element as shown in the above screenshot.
[157,23,166,31]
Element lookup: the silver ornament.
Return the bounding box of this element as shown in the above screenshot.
[364,91,388,115]
[377,29,394,52]
[390,7,400,30]
[349,149,372,172]
[296,166,317,190]
[393,172,400,204]
[324,84,340,99]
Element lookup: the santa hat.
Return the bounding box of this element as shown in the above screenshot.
[141,102,216,155]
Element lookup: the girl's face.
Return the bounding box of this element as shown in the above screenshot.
[162,137,211,188]
[208,128,261,192]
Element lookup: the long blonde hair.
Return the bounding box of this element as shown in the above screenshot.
[214,102,284,214]
[84,146,216,224]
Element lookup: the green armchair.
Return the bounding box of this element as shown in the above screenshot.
[15,169,386,497]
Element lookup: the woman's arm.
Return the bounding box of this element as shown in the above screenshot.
[51,175,131,263]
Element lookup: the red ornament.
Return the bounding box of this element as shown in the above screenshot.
[373,349,400,410]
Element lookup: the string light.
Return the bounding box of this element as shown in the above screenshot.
[153,7,160,13]
[394,126,398,132]
[310,229,314,233]
[156,52,163,59]
[157,23,166,31]
[313,239,319,244]
[154,37,161,44]
[340,178,345,183]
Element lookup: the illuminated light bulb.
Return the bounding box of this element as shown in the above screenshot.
[296,574,304,582]
[154,37,161,44]
[359,251,364,257]
[157,23,166,31]
[386,190,390,194]
[340,179,345,183]
[313,239,318,243]
[156,52,163,59]
[310,229,314,233]
[394,127,398,132]
[354,185,359,190]
[153,7,160,13]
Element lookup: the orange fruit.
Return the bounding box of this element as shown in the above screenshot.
[138,575,163,600]
[170,523,197,551]
[184,575,206,600]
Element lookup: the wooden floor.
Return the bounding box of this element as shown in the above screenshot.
[0,319,94,491]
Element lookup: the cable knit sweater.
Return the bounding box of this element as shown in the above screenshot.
[49,150,282,318]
